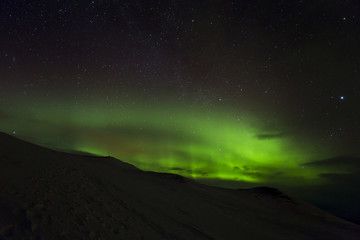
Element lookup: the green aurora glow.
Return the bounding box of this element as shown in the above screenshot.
[0,96,340,186]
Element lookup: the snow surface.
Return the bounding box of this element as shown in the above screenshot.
[0,132,359,239]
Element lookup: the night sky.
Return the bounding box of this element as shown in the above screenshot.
[1,0,360,223]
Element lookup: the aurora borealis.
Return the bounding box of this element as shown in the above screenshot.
[0,94,344,185]
[1,0,360,223]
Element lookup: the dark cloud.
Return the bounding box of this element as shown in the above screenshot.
[233,165,252,171]
[304,156,360,168]
[168,167,191,173]
[318,172,360,185]
[293,156,360,224]
[302,156,360,190]
[255,132,288,140]
[192,170,209,176]
[168,167,208,176]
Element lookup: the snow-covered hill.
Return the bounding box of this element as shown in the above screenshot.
[0,132,359,239]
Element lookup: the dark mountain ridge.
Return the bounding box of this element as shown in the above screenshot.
[0,132,359,239]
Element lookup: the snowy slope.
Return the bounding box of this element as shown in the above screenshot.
[0,132,359,240]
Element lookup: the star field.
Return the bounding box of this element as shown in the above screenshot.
[1,0,360,223]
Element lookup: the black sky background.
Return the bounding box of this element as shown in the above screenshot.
[1,0,360,224]
[1,0,360,150]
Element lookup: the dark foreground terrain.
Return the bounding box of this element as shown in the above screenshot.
[0,132,359,240]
